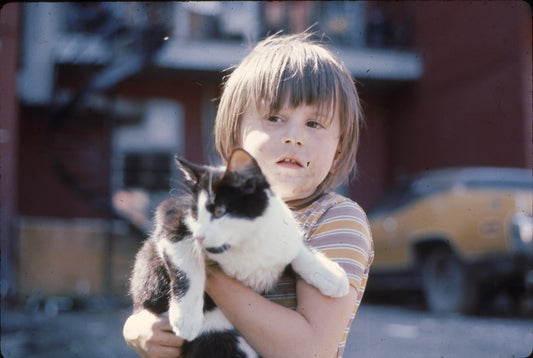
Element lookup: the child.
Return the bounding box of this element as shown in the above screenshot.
[123,31,374,358]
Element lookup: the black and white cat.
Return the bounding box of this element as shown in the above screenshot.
[130,148,349,358]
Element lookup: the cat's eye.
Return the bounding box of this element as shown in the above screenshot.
[213,205,226,218]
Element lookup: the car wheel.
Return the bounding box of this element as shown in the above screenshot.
[422,249,477,314]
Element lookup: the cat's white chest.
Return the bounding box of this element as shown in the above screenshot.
[196,195,304,292]
[214,228,301,292]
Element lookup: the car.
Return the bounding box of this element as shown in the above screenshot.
[367,167,533,314]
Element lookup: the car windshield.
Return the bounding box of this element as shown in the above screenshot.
[368,179,422,217]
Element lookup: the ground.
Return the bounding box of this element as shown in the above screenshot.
[1,299,138,358]
[2,293,532,358]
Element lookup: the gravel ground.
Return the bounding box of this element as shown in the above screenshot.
[2,295,532,358]
[1,300,138,358]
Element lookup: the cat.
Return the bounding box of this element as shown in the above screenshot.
[129,148,350,358]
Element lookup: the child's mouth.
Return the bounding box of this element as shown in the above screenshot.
[276,157,304,168]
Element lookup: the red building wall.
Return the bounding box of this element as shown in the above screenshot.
[17,107,112,218]
[391,1,532,176]
[353,1,532,211]
[116,70,217,164]
[0,2,21,299]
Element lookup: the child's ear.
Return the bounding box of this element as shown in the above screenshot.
[330,148,342,173]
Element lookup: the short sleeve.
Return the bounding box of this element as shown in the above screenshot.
[305,199,374,294]
[289,193,374,358]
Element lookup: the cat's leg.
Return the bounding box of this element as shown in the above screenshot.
[130,240,172,314]
[159,239,206,340]
[291,246,350,298]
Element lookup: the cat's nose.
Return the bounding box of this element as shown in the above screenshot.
[196,236,205,243]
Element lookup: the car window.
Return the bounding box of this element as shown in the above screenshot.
[465,178,533,190]
[412,176,452,195]
[369,180,422,217]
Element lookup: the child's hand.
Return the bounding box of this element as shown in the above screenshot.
[123,309,185,358]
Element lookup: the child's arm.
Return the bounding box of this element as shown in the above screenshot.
[123,309,185,358]
[205,265,358,358]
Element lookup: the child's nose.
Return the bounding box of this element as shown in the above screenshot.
[283,136,303,146]
[282,124,303,146]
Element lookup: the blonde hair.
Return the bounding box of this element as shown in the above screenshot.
[214,32,363,192]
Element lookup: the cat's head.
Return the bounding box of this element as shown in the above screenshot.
[176,148,271,253]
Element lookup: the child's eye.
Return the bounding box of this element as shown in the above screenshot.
[306,120,324,129]
[267,115,283,123]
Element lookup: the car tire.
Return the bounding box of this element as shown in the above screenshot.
[422,249,477,314]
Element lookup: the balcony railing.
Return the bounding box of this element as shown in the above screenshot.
[19,2,422,104]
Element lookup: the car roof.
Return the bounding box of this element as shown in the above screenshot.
[368,167,532,217]
[411,167,532,190]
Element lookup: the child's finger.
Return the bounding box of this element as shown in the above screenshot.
[157,331,185,347]
[152,315,173,331]
[145,344,182,358]
[152,316,186,345]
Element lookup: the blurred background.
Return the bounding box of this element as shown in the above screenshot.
[1,1,532,357]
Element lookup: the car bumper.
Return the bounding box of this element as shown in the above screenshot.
[467,254,533,291]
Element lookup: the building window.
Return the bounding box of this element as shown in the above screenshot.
[122,152,172,191]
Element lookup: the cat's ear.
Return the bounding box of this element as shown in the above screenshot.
[226,148,262,177]
[175,156,204,185]
[225,148,266,193]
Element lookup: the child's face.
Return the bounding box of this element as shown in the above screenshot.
[240,98,340,201]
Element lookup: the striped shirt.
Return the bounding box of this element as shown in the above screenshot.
[263,192,374,358]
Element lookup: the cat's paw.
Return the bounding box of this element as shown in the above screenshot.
[168,299,204,341]
[301,254,350,298]
[311,262,350,298]
[292,249,351,298]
